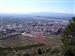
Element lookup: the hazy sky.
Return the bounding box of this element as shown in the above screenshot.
[0,0,74,14]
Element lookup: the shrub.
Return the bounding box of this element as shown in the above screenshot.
[61,17,75,56]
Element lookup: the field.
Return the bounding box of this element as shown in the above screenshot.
[0,34,63,56]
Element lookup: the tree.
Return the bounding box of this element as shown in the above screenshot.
[61,17,75,56]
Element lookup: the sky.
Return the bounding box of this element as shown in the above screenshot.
[0,0,75,14]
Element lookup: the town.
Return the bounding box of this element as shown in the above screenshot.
[0,18,69,39]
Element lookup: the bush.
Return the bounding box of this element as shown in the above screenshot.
[61,17,75,56]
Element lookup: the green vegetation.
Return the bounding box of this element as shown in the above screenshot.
[61,17,75,56]
[0,43,62,56]
[0,44,44,50]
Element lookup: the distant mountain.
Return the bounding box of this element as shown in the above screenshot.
[0,12,74,20]
[28,12,74,17]
[1,12,74,17]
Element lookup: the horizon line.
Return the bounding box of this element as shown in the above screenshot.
[1,12,74,14]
